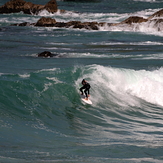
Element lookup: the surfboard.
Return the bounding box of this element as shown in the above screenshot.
[80,94,92,105]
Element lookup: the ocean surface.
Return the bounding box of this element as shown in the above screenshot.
[1,0,163,162]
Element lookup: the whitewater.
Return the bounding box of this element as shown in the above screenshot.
[0,0,163,162]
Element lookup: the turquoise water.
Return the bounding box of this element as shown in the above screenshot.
[1,0,163,162]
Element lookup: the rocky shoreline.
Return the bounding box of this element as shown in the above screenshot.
[0,0,163,31]
[11,15,163,31]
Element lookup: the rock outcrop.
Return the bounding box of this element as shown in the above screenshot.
[44,0,58,13]
[0,0,58,15]
[148,9,163,20]
[11,13,163,31]
[2,0,162,31]
[12,17,107,30]
[120,16,148,25]
[11,8,163,30]
[35,17,57,27]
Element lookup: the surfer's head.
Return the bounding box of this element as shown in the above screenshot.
[82,79,86,85]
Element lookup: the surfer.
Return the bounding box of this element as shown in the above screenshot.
[80,79,91,100]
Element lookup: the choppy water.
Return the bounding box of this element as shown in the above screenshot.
[0,0,163,162]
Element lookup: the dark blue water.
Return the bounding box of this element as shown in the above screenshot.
[0,0,163,162]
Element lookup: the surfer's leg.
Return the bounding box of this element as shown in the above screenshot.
[84,89,88,99]
[85,88,90,98]
[80,87,84,95]
[88,89,90,97]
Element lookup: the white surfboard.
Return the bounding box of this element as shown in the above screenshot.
[80,94,92,105]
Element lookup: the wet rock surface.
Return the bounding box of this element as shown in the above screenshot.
[0,0,58,15]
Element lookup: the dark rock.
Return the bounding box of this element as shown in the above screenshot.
[54,22,68,28]
[148,9,163,20]
[38,51,59,58]
[11,21,35,26]
[0,0,26,14]
[44,0,58,13]
[35,17,56,27]
[88,22,99,30]
[0,0,58,15]
[34,18,100,30]
[17,22,31,26]
[120,16,148,24]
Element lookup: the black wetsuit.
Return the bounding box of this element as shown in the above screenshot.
[80,82,90,98]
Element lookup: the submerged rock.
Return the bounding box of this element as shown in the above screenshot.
[38,51,59,58]
[0,0,58,15]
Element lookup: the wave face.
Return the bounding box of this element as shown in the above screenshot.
[77,65,163,106]
[1,65,163,162]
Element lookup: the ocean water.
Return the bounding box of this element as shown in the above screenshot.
[0,0,163,162]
